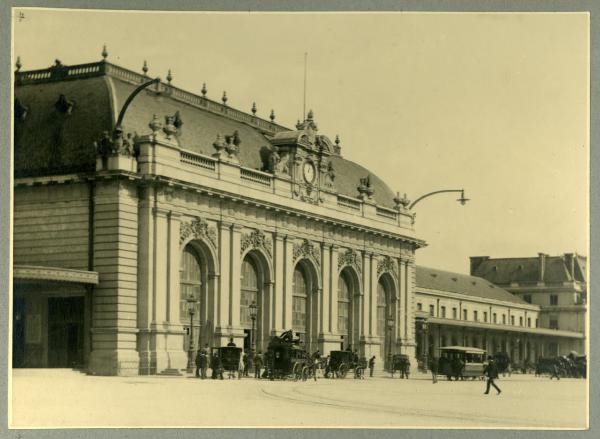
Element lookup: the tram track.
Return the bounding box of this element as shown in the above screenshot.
[258,380,567,428]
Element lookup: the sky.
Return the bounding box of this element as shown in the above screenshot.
[12,9,589,274]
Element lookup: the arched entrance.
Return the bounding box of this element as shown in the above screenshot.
[179,239,218,352]
[377,274,395,369]
[337,268,360,351]
[180,245,203,353]
[292,259,320,353]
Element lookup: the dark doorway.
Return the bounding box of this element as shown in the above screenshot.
[243,329,251,352]
[13,298,26,368]
[48,297,84,368]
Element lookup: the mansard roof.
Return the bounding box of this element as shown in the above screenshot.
[14,60,398,208]
[416,266,530,305]
[470,253,587,286]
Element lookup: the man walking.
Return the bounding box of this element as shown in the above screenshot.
[368,356,376,377]
[483,357,502,395]
[429,356,439,383]
[550,363,561,380]
[200,344,209,379]
[254,351,263,379]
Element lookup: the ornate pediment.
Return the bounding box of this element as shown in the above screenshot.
[180,217,217,247]
[241,229,273,259]
[377,256,398,278]
[293,239,321,266]
[338,248,362,275]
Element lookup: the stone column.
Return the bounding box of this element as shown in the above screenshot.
[320,243,331,335]
[216,221,231,343]
[369,254,378,340]
[137,191,154,374]
[230,224,242,335]
[283,235,294,329]
[166,211,181,324]
[272,233,285,333]
[330,245,340,348]
[153,207,169,324]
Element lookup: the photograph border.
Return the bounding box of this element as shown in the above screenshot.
[0,1,597,438]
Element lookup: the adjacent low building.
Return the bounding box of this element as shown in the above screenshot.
[414,265,585,367]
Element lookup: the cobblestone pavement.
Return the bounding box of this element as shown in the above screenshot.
[10,369,587,428]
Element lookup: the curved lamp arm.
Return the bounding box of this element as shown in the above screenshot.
[115,77,161,128]
[409,189,469,210]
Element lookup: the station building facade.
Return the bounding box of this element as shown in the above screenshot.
[11,56,585,376]
[12,57,423,375]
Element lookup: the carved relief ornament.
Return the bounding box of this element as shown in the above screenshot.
[180,217,217,248]
[377,256,398,278]
[338,248,362,276]
[240,229,273,259]
[293,239,321,266]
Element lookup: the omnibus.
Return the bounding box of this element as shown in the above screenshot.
[438,346,487,380]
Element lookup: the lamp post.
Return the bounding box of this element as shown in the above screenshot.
[386,318,394,371]
[408,189,469,210]
[249,301,257,352]
[186,295,197,373]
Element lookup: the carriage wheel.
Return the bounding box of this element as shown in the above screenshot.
[338,363,348,379]
[302,366,311,381]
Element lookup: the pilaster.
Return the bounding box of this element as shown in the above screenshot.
[230,224,243,329]
[330,245,339,336]
[273,233,285,331]
[217,221,231,329]
[283,235,294,329]
[320,243,331,334]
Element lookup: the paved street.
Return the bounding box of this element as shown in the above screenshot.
[10,369,587,428]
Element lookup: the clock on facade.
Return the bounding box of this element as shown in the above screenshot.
[303,161,316,183]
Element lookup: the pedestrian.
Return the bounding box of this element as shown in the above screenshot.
[254,351,263,379]
[227,337,236,347]
[368,356,376,377]
[200,344,209,379]
[429,356,439,383]
[195,349,203,378]
[483,357,502,395]
[550,363,561,380]
[401,357,411,379]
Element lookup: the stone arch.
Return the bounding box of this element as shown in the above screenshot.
[180,238,219,348]
[240,248,273,352]
[293,257,322,353]
[338,266,361,351]
[376,272,398,367]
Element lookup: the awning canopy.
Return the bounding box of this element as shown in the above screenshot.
[13,265,99,285]
[426,316,584,339]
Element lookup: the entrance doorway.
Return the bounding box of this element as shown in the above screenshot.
[48,297,84,368]
[13,298,25,367]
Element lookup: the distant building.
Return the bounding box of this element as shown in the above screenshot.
[470,253,586,355]
[413,266,584,367]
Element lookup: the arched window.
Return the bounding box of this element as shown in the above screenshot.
[376,280,388,336]
[240,257,259,328]
[180,246,202,322]
[292,265,308,332]
[337,272,351,336]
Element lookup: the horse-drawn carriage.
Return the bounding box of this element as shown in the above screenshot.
[265,330,314,381]
[210,346,242,379]
[390,354,411,378]
[325,350,366,379]
[536,354,587,378]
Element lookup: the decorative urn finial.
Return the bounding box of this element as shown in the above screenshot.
[15,56,22,72]
[142,60,148,76]
[394,191,411,210]
[148,114,163,134]
[307,109,314,121]
[166,69,173,85]
[201,83,207,97]
[222,91,228,105]
[101,44,108,60]
[251,102,257,115]
[335,134,340,145]
[270,109,276,121]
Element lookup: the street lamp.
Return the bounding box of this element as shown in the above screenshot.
[186,294,198,373]
[249,301,258,352]
[408,189,469,210]
[386,318,394,371]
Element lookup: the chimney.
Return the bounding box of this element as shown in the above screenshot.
[470,256,490,275]
[564,253,575,280]
[538,253,547,282]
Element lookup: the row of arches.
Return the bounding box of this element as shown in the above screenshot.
[180,241,398,353]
